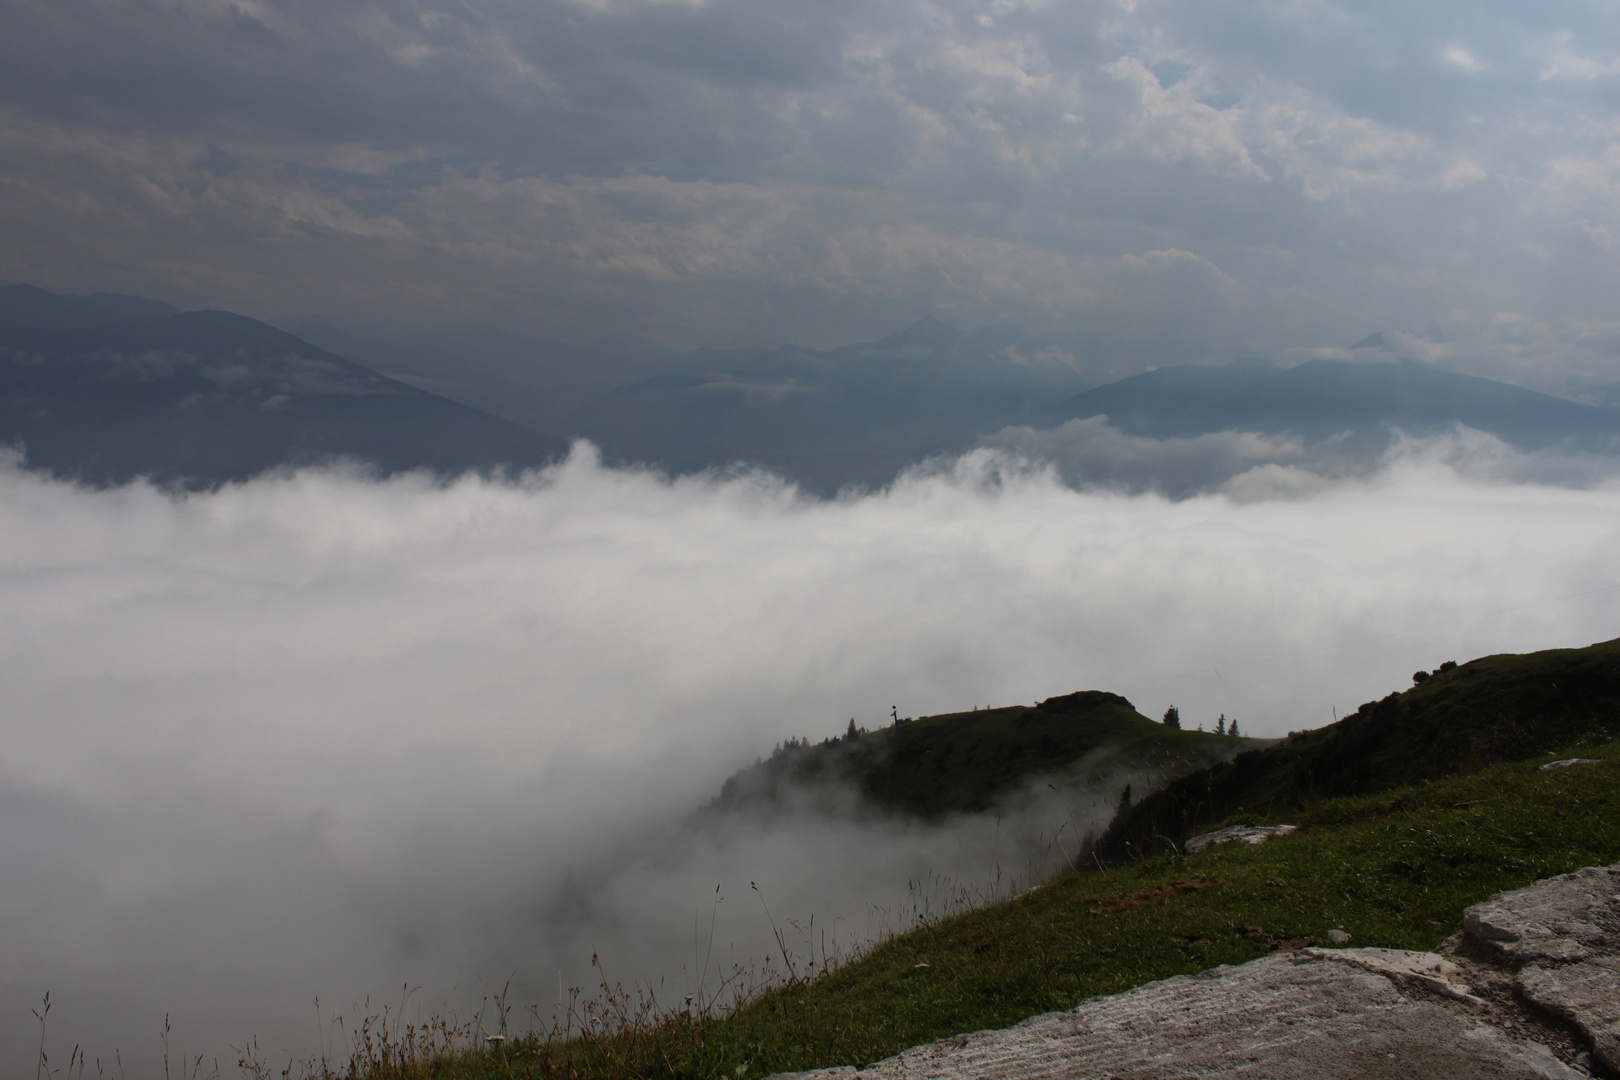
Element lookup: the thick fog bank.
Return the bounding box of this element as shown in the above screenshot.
[1,444,1617,1074]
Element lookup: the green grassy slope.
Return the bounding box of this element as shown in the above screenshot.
[712,691,1268,819]
[350,739,1620,1080]
[280,640,1620,1080]
[1097,636,1620,860]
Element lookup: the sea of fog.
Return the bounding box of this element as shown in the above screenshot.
[1,435,1617,1075]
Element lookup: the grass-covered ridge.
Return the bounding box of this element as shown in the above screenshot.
[249,637,1620,1080]
[1098,635,1620,860]
[713,691,1268,819]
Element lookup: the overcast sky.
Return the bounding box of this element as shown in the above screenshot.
[3,0,1620,386]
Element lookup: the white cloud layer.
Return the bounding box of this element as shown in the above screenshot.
[2,446,1618,1073]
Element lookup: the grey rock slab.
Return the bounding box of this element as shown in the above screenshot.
[1463,865,1620,967]
[1182,824,1298,855]
[774,951,1577,1080]
[1518,956,1620,1072]
[1462,866,1620,1072]
[771,866,1620,1080]
[1304,946,1484,1004]
[1540,759,1606,770]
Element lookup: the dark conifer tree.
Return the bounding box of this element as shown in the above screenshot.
[1162,706,1181,729]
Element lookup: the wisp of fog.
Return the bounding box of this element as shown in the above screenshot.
[1,439,1617,1074]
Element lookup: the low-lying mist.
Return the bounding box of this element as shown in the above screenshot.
[1,437,1617,1074]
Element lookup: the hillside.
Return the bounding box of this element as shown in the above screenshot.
[1097,636,1620,860]
[0,284,566,486]
[713,690,1270,820]
[297,736,1620,1080]
[193,638,1620,1080]
[1028,355,1620,452]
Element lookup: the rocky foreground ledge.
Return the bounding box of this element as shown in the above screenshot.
[774,865,1620,1080]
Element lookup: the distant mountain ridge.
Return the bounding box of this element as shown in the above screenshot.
[301,314,1093,495]
[0,284,564,486]
[8,284,1619,492]
[292,321,684,434]
[564,316,1090,493]
[1029,355,1620,451]
[0,283,181,328]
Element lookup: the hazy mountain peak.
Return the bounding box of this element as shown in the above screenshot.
[1349,331,1388,350]
[870,315,961,352]
[1028,352,1620,459]
[0,286,565,486]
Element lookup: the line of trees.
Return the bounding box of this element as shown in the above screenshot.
[1163,705,1239,736]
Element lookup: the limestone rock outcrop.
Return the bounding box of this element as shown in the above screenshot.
[1462,865,1620,1073]
[771,864,1620,1080]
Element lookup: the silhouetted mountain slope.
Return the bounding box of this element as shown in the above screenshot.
[293,322,701,434]
[0,285,564,486]
[1029,357,1620,451]
[567,317,1090,493]
[712,691,1269,820]
[0,282,180,329]
[1097,637,1620,862]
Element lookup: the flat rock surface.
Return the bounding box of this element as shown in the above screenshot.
[1182,824,1298,855]
[1463,865,1620,1071]
[772,864,1620,1080]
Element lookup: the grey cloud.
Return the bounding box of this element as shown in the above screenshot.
[4,0,1620,368]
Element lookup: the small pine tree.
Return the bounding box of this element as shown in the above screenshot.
[1162,705,1181,729]
[1229,718,1240,737]
[1215,714,1226,736]
[846,718,858,740]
